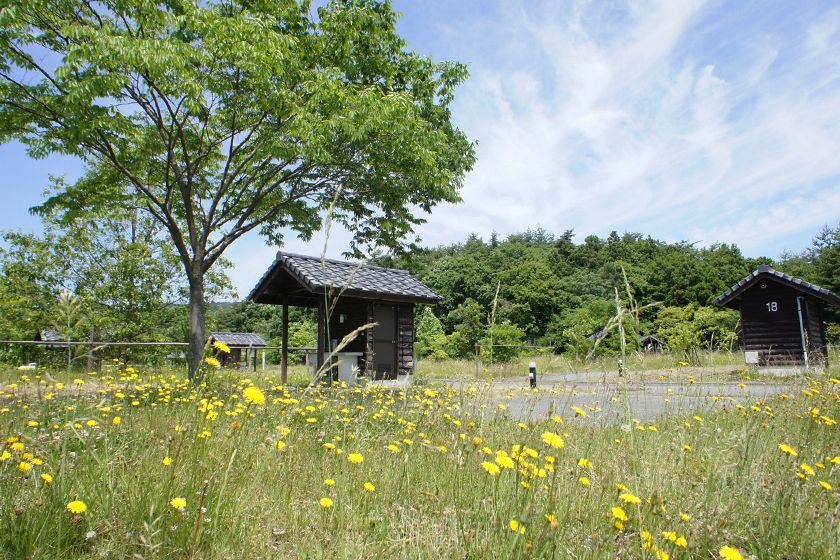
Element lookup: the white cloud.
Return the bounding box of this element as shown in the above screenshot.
[227,0,840,295]
[412,0,840,255]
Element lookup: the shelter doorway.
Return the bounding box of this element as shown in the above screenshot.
[372,304,397,380]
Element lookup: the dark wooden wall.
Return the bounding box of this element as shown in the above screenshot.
[739,280,827,365]
[804,298,827,365]
[358,302,414,379]
[397,304,415,375]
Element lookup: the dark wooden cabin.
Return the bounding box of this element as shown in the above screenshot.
[712,265,840,368]
[639,335,662,353]
[248,252,442,382]
[208,332,267,367]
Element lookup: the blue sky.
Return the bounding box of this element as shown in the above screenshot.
[2,0,840,296]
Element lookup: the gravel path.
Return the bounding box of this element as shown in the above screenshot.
[448,373,801,423]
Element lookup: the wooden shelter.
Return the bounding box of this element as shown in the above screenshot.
[712,265,840,368]
[248,252,442,382]
[639,335,662,353]
[208,332,267,367]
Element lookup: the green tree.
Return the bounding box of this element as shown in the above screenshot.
[653,304,739,359]
[0,0,475,377]
[445,299,485,359]
[560,298,618,357]
[479,321,524,363]
[0,207,233,364]
[414,306,448,360]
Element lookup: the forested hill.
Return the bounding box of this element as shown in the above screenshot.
[372,225,840,358]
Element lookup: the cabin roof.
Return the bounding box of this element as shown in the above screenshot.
[248,252,443,306]
[639,335,662,344]
[209,332,267,347]
[712,264,840,309]
[35,328,63,342]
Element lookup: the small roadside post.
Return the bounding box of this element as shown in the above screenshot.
[529,361,537,388]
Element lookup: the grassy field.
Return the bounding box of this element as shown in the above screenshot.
[0,365,837,559]
[413,350,838,382]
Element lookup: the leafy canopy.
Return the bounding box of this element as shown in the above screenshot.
[0,0,475,273]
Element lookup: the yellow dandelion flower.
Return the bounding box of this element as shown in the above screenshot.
[347,453,364,464]
[541,431,565,449]
[496,455,515,469]
[319,497,334,508]
[818,480,833,490]
[572,406,587,417]
[163,457,173,466]
[778,443,798,457]
[719,546,743,560]
[242,386,266,406]
[620,493,642,504]
[577,457,592,469]
[18,461,31,473]
[800,463,815,476]
[676,536,688,548]
[276,441,286,450]
[482,461,501,476]
[40,473,53,484]
[205,357,221,368]
[578,476,591,486]
[680,512,690,522]
[611,506,628,521]
[363,482,376,493]
[509,519,525,534]
[169,497,186,510]
[112,416,121,425]
[324,479,335,486]
[386,444,401,454]
[66,500,87,514]
[213,341,231,354]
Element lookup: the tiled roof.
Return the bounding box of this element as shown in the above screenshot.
[209,332,267,347]
[712,264,840,307]
[248,252,442,304]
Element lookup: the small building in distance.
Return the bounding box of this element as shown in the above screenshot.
[248,252,442,383]
[639,335,663,353]
[712,265,840,368]
[208,332,267,367]
[35,328,66,350]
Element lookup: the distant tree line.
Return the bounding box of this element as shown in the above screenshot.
[2,219,837,366]
[377,224,840,361]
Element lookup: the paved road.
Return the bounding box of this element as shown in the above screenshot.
[452,374,798,423]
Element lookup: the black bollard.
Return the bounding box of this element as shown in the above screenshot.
[529,361,537,388]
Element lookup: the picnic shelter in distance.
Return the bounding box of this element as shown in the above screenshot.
[248,252,442,382]
[208,332,267,367]
[712,265,840,368]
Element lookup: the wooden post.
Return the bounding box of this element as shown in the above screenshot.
[87,326,95,371]
[317,296,326,376]
[281,296,289,384]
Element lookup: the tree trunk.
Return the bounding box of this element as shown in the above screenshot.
[188,271,206,380]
